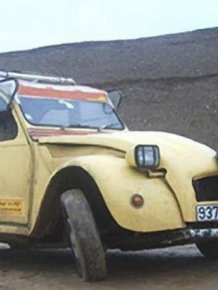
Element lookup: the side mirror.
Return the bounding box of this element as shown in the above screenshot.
[0,78,18,112]
[107,90,123,109]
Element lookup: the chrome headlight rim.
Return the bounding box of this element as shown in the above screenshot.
[134,144,160,169]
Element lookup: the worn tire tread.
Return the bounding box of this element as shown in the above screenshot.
[61,189,107,281]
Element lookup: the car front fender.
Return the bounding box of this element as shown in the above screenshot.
[50,155,184,233]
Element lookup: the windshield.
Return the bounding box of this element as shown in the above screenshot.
[19,96,124,130]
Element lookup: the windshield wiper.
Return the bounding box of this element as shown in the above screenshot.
[60,123,121,131]
[97,123,121,131]
[61,124,97,130]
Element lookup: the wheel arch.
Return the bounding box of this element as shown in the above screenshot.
[31,165,118,239]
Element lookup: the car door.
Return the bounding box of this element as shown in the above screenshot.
[0,80,32,226]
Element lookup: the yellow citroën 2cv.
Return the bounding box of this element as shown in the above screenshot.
[0,71,218,281]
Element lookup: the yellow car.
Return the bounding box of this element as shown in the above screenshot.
[0,71,218,281]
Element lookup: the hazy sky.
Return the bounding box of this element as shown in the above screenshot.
[0,0,218,53]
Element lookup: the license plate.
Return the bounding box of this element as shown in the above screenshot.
[197,205,218,221]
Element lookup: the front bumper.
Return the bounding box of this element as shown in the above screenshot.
[169,227,218,245]
[105,225,218,250]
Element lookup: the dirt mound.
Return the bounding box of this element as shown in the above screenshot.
[1,27,218,148]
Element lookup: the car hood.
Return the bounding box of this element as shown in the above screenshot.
[36,130,213,154]
[36,130,216,172]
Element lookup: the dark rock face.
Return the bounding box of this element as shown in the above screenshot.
[1,27,218,148]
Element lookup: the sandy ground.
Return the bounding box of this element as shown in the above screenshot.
[0,245,217,290]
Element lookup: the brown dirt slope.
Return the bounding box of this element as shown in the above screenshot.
[0,27,218,148]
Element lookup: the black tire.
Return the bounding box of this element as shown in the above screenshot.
[196,241,218,258]
[60,189,107,281]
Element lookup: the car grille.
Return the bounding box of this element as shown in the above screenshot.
[193,175,218,202]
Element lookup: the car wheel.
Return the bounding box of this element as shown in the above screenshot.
[196,241,218,258]
[60,189,107,281]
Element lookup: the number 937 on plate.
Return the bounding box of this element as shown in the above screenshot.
[197,205,218,221]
